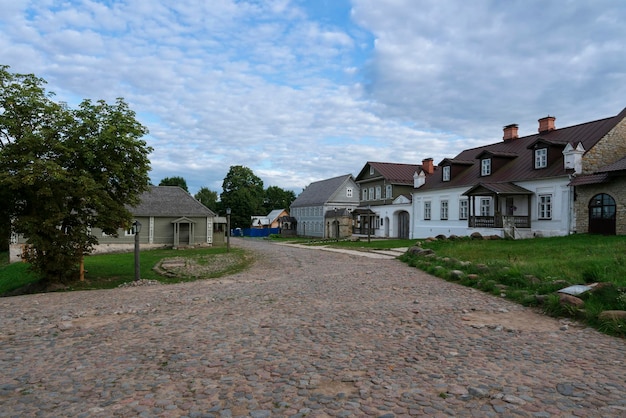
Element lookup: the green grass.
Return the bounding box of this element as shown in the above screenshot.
[0,254,39,295]
[414,234,626,284]
[0,246,252,295]
[399,234,626,337]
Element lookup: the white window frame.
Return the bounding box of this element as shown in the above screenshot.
[538,194,552,219]
[440,200,449,220]
[442,166,451,182]
[535,148,547,169]
[375,186,381,200]
[369,166,374,175]
[480,198,491,216]
[481,158,491,176]
[369,187,374,201]
[362,188,368,201]
[124,228,136,236]
[346,187,353,198]
[424,201,431,220]
[459,199,468,220]
[385,184,392,198]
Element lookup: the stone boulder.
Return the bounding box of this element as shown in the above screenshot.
[470,232,483,240]
[599,310,626,321]
[559,293,584,308]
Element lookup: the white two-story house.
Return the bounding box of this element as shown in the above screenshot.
[412,107,626,239]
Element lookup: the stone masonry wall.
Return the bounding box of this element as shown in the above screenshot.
[574,178,626,235]
[582,116,626,174]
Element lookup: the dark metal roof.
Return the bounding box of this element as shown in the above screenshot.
[440,158,474,166]
[419,107,626,191]
[131,186,215,217]
[356,161,422,185]
[599,156,626,173]
[568,173,610,186]
[291,174,354,207]
[463,182,534,196]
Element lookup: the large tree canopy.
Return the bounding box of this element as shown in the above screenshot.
[0,66,152,283]
[220,165,264,229]
[263,185,296,213]
[159,176,188,192]
[194,187,219,213]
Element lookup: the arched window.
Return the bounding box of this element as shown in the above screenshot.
[588,193,616,235]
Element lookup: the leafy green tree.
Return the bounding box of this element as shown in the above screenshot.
[194,187,219,212]
[264,186,296,213]
[220,165,264,229]
[159,176,188,192]
[0,66,152,284]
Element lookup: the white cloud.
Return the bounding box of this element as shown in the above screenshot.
[353,0,626,138]
[1,0,624,197]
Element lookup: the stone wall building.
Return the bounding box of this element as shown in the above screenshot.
[569,108,626,235]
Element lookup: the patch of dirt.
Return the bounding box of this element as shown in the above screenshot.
[153,253,243,278]
[461,309,567,332]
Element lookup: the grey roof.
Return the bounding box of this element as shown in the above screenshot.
[267,209,287,223]
[131,186,215,217]
[291,174,354,207]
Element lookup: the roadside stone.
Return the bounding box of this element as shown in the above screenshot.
[598,310,626,320]
[559,293,584,307]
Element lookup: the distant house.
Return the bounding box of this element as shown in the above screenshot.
[412,107,626,238]
[96,185,223,249]
[10,186,224,263]
[354,160,433,239]
[291,174,360,238]
[251,209,289,229]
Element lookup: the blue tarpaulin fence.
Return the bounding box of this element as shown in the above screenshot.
[233,228,280,237]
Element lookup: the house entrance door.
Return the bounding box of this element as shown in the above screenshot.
[397,211,410,239]
[179,223,190,245]
[588,193,616,235]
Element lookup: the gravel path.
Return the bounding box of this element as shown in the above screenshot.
[1,238,625,417]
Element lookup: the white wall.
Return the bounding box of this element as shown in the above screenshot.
[411,178,573,239]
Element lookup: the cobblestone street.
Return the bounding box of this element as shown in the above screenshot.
[1,238,625,417]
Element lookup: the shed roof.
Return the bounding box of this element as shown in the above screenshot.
[131,186,215,217]
[568,173,610,186]
[463,182,534,196]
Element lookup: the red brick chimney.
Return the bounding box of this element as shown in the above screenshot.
[502,124,519,141]
[422,158,434,174]
[538,116,556,132]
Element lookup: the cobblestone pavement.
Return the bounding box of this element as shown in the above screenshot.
[1,238,625,418]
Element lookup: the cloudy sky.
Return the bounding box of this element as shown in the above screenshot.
[2,0,625,196]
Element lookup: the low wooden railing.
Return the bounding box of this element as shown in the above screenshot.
[469,215,530,229]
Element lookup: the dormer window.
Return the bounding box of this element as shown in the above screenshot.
[369,166,374,175]
[534,148,547,169]
[442,166,451,182]
[481,158,491,176]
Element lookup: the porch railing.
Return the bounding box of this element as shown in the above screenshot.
[469,215,530,229]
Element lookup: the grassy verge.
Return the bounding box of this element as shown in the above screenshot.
[0,246,253,295]
[399,234,626,337]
